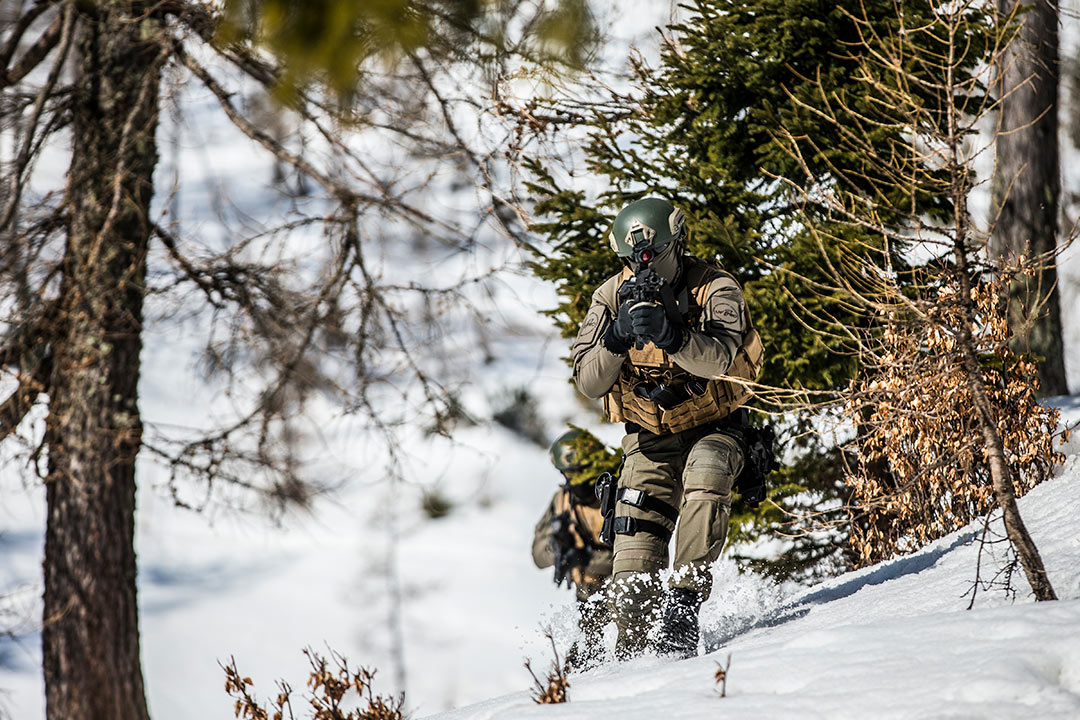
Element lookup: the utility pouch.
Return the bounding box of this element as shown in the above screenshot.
[733,424,781,509]
[594,472,617,547]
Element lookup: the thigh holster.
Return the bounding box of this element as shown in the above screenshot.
[613,487,679,542]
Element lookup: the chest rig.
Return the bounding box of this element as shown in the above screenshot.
[603,259,764,434]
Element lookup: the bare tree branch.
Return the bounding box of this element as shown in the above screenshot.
[1,10,61,89]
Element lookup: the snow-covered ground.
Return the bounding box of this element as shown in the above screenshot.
[7,394,1080,720]
[5,2,1080,719]
[428,400,1080,720]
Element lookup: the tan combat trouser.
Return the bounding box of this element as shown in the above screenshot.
[610,426,743,656]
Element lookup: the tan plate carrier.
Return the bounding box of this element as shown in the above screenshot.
[603,263,764,434]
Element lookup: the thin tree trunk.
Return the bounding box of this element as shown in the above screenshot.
[955,322,1058,600]
[954,222,1057,602]
[973,395,1057,600]
[992,0,1067,396]
[42,4,164,718]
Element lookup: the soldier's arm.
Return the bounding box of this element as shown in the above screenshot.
[572,278,626,399]
[532,496,558,569]
[670,273,747,379]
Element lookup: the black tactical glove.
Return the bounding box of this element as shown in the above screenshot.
[629,302,683,352]
[602,301,636,354]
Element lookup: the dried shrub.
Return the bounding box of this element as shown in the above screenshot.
[846,270,1069,566]
[714,654,732,698]
[524,630,569,704]
[223,648,405,720]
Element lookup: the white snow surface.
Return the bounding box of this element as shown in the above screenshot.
[5,2,1080,719]
[429,418,1080,720]
[5,404,1080,720]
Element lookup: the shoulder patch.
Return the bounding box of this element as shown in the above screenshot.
[573,304,608,356]
[581,311,600,337]
[709,293,743,328]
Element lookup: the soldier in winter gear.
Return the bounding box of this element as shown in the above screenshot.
[571,197,764,659]
[532,428,615,670]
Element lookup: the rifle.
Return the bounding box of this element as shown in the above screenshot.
[550,510,593,588]
[617,238,667,350]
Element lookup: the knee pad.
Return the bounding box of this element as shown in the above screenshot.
[671,488,730,596]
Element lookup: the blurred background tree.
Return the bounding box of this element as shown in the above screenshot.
[991,0,1068,397]
[221,0,597,100]
[0,1,597,716]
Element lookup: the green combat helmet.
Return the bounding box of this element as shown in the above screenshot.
[549,428,609,489]
[608,197,686,259]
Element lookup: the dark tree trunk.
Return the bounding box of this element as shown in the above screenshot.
[992,0,1068,396]
[42,4,164,719]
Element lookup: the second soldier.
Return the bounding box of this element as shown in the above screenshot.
[531,428,616,670]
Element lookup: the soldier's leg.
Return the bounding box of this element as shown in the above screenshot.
[659,431,743,657]
[672,431,743,594]
[577,590,610,670]
[609,569,662,659]
[566,579,609,672]
[610,431,682,659]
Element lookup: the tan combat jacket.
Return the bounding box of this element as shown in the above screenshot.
[571,256,763,434]
[532,490,612,601]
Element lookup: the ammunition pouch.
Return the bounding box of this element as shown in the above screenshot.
[631,377,709,410]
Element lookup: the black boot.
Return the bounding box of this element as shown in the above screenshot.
[656,587,702,659]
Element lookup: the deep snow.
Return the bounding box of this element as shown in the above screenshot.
[5,1,1080,719]
[427,405,1080,719]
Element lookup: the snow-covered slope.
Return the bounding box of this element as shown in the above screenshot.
[4,388,1080,720]
[426,408,1080,720]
